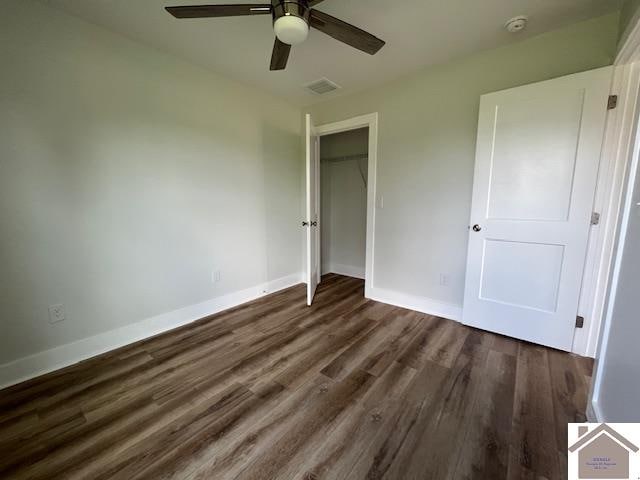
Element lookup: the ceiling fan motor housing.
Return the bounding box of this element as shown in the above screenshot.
[272,0,310,23]
[272,1,310,45]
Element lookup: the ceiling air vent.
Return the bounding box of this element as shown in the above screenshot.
[305,78,340,95]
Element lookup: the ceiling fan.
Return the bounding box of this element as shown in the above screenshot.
[165,1,386,71]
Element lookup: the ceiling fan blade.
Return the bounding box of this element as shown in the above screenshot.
[270,38,291,70]
[309,9,385,55]
[166,4,272,18]
[308,0,326,6]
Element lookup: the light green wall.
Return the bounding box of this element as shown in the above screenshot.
[0,1,622,367]
[0,0,301,364]
[309,13,619,307]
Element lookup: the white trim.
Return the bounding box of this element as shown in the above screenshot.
[585,17,640,421]
[588,63,640,422]
[0,273,302,389]
[315,113,379,299]
[573,63,640,357]
[368,286,463,322]
[617,10,640,65]
[315,113,377,137]
[323,263,366,280]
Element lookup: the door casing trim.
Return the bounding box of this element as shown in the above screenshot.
[315,113,379,298]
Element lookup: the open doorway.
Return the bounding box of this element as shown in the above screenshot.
[304,113,378,306]
[320,127,369,281]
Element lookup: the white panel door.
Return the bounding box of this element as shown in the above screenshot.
[306,114,321,306]
[462,67,612,351]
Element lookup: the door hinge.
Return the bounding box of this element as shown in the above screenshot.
[576,316,585,329]
[608,95,618,110]
[591,212,601,225]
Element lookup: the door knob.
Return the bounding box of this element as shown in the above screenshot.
[311,221,318,227]
[302,221,309,227]
[472,224,482,232]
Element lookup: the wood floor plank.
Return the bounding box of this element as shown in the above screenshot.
[379,330,490,480]
[507,343,560,480]
[453,349,516,480]
[395,314,445,367]
[234,368,376,480]
[185,375,331,480]
[0,275,594,480]
[547,349,591,475]
[344,358,452,480]
[302,360,419,479]
[360,309,424,377]
[273,315,376,389]
[490,333,520,357]
[320,319,394,381]
[92,384,261,480]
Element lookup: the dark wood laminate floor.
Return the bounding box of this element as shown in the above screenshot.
[0,275,593,480]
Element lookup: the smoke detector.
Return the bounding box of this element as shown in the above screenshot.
[505,15,528,33]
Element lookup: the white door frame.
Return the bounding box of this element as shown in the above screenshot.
[572,29,640,357]
[587,21,640,420]
[315,113,379,298]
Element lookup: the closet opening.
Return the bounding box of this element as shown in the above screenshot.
[319,127,369,283]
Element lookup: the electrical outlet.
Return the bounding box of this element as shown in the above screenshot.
[48,304,65,324]
[439,274,449,287]
[212,270,221,283]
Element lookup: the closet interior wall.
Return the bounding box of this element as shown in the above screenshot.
[320,128,369,279]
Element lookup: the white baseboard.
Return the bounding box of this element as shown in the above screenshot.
[323,263,366,280]
[0,273,302,390]
[368,286,463,322]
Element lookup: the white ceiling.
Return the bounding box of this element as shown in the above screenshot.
[42,0,621,106]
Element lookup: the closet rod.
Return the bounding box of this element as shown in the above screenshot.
[321,153,368,188]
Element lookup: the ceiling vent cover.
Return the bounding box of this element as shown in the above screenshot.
[305,78,340,95]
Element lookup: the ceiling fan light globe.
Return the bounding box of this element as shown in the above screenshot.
[274,15,309,45]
